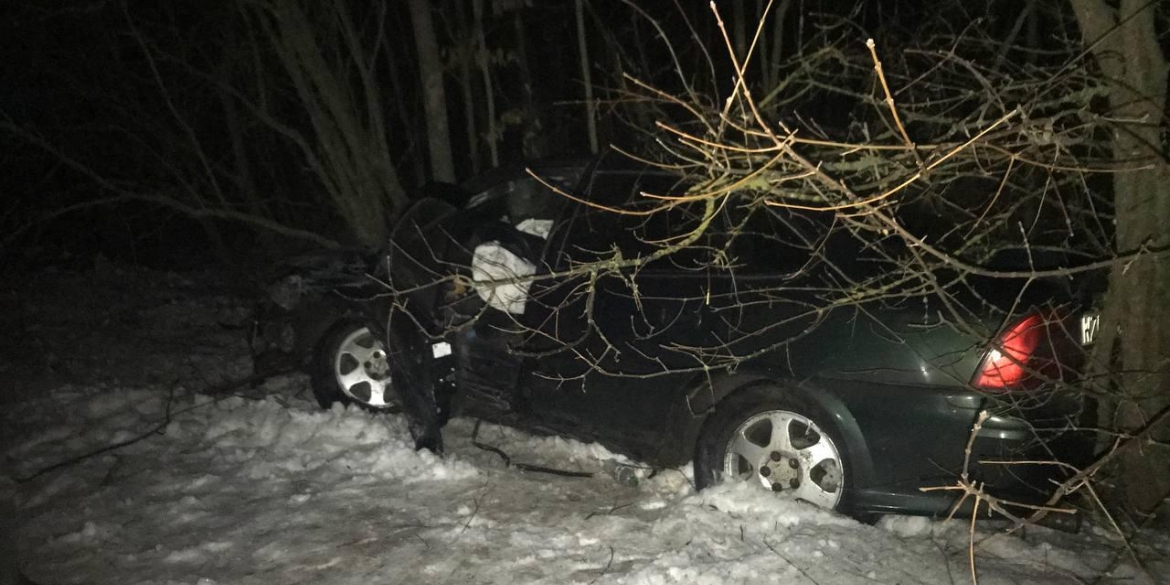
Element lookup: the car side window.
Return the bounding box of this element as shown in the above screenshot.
[548,170,691,268]
[469,176,567,223]
[723,207,824,275]
[620,200,826,276]
[631,200,721,271]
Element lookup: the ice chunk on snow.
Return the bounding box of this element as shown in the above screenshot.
[164,548,206,563]
[683,481,857,528]
[878,514,938,538]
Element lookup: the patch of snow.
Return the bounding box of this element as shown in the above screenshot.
[4,267,1169,585]
[879,514,941,538]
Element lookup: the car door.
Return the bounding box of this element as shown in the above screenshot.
[526,187,848,438]
[516,169,729,456]
[452,168,582,415]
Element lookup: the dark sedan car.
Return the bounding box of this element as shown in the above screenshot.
[252,153,1098,523]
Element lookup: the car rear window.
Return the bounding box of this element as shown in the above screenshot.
[549,170,690,267]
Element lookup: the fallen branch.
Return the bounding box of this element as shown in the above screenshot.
[920,410,1077,585]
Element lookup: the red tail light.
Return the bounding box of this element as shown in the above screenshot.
[973,314,1045,390]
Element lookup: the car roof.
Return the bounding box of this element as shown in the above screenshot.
[459,156,596,198]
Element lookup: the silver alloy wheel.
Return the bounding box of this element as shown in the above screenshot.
[723,410,844,509]
[332,326,397,408]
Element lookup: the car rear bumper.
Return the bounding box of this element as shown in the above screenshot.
[835,380,1096,519]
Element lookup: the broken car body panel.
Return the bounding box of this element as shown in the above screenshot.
[253,154,1097,520]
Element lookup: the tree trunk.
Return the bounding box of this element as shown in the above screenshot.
[764,0,792,91]
[1068,0,1170,515]
[575,0,598,154]
[252,0,407,246]
[732,0,746,61]
[455,0,481,174]
[385,14,428,187]
[472,0,500,167]
[511,9,543,158]
[408,0,456,183]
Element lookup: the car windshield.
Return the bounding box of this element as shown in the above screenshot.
[463,162,587,216]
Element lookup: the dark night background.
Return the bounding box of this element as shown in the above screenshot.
[1,0,1084,270]
[2,2,1170,583]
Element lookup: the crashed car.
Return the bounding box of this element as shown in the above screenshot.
[250,159,590,413]
[252,153,1098,523]
[250,247,394,409]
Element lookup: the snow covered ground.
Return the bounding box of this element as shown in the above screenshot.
[3,265,1168,585]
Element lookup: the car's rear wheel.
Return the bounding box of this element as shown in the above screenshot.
[310,322,401,412]
[695,386,851,514]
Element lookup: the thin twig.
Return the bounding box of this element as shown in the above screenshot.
[865,38,923,170]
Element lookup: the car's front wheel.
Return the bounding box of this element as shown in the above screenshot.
[695,386,850,513]
[310,322,401,412]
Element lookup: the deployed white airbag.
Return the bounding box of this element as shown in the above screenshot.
[471,243,535,314]
[470,218,551,315]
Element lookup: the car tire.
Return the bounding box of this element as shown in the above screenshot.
[695,384,856,515]
[309,321,402,412]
